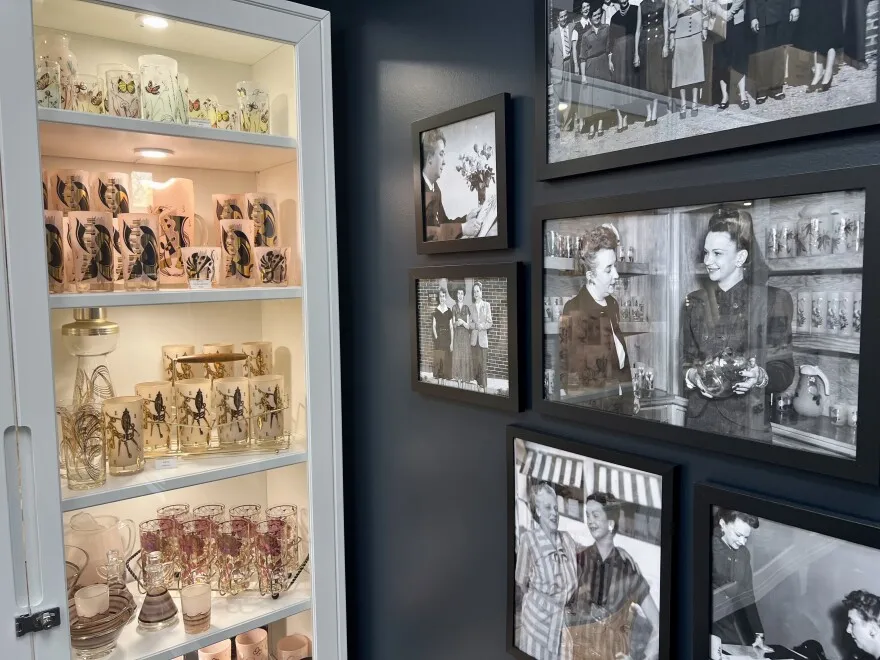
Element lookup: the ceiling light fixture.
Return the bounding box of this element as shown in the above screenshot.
[135,148,174,159]
[137,14,170,29]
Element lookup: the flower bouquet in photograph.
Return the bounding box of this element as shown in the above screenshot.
[456,143,498,238]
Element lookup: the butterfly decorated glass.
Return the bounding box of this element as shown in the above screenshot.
[138,54,186,124]
[105,69,140,119]
[70,74,105,115]
[213,104,239,130]
[236,80,270,134]
[36,60,61,109]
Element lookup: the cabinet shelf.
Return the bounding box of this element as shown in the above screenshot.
[61,443,307,511]
[48,286,303,309]
[791,332,860,355]
[766,253,863,274]
[114,578,311,660]
[38,108,297,172]
[544,257,655,276]
[544,321,657,335]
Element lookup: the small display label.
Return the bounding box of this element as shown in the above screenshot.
[154,457,179,470]
[189,279,212,290]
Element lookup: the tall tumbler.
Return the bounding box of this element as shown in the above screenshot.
[217,518,253,596]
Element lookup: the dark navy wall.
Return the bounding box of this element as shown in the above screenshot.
[318,0,880,658]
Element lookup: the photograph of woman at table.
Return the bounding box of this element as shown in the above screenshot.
[710,509,772,655]
[681,207,794,442]
[558,224,634,414]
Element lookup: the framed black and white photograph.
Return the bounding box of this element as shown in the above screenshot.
[532,166,880,484]
[508,425,677,660]
[694,484,880,660]
[412,93,510,254]
[536,0,880,179]
[410,262,521,411]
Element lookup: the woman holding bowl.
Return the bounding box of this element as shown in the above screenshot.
[558,223,634,414]
[515,482,578,660]
[682,207,794,441]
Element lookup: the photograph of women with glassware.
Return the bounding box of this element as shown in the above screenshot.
[541,0,878,176]
[510,427,674,660]
[695,486,880,660]
[411,265,520,411]
[538,175,867,474]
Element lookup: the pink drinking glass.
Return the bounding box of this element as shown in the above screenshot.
[217,518,254,596]
[179,519,214,586]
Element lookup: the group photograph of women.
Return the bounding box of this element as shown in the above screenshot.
[546,0,878,162]
[512,435,664,660]
[708,506,880,660]
[541,188,864,455]
[416,276,510,397]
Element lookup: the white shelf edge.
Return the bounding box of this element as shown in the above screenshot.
[61,446,308,511]
[38,108,297,151]
[113,579,312,660]
[49,286,303,309]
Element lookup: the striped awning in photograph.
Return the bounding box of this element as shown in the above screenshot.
[520,449,583,489]
[588,464,662,510]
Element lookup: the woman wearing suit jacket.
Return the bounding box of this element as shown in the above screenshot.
[747,0,800,102]
[667,0,709,118]
[558,224,634,414]
[682,208,794,442]
[470,281,493,392]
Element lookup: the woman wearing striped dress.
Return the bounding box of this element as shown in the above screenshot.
[515,483,578,660]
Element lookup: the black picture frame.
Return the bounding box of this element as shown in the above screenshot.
[532,165,880,484]
[410,262,522,411]
[412,93,511,255]
[506,424,679,660]
[534,0,880,181]
[693,483,880,660]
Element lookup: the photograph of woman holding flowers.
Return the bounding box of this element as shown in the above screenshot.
[419,111,499,243]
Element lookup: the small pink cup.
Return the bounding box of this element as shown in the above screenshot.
[277,633,312,659]
[198,639,231,660]
[235,628,269,660]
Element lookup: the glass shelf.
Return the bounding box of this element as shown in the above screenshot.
[49,286,303,308]
[61,443,307,511]
[39,108,297,172]
[111,578,311,660]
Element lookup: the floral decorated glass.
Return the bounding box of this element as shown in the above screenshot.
[256,520,289,596]
[193,503,225,559]
[179,518,214,587]
[70,74,105,114]
[138,518,178,588]
[266,504,299,557]
[217,518,253,596]
[229,504,261,527]
[156,503,190,526]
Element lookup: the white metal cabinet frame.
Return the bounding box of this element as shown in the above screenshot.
[0,1,345,658]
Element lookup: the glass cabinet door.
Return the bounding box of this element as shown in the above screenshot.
[0,0,344,658]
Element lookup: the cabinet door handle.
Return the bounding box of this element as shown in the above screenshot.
[5,425,44,606]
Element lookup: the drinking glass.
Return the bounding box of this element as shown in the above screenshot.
[179,519,214,587]
[180,582,212,634]
[217,518,253,596]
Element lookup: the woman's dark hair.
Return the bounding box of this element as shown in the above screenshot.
[715,508,760,530]
[707,207,754,266]
[843,590,880,624]
[579,224,619,276]
[586,491,621,535]
[530,482,557,521]
[472,281,483,299]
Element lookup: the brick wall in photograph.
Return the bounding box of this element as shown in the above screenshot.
[416,276,509,380]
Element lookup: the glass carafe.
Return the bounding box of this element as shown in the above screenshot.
[137,551,178,632]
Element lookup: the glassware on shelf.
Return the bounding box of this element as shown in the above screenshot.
[49,169,91,213]
[256,246,291,286]
[187,91,217,127]
[175,378,214,448]
[193,504,226,534]
[162,344,195,381]
[242,341,273,377]
[246,193,280,247]
[137,551,179,632]
[157,503,190,526]
[68,585,135,659]
[65,545,90,595]
[64,512,136,587]
[236,80,270,135]
[217,518,253,596]
[60,402,104,490]
[45,210,66,293]
[219,218,256,287]
[832,210,848,254]
[91,173,131,217]
[177,72,190,124]
[250,375,285,443]
[796,290,811,333]
[135,382,173,451]
[74,584,110,619]
[95,549,127,590]
[277,634,312,660]
[255,521,299,597]
[236,628,269,660]
[157,212,195,287]
[854,291,862,336]
[267,504,299,544]
[201,343,234,381]
[179,519,214,587]
[182,247,220,286]
[214,377,250,445]
[138,54,186,124]
[103,396,145,476]
[841,291,855,337]
[34,33,78,110]
[68,211,115,292]
[213,104,239,130]
[180,582,212,634]
[198,640,232,660]
[266,507,301,567]
[70,74,105,114]
[846,212,862,252]
[36,59,62,109]
[119,213,160,291]
[138,517,179,582]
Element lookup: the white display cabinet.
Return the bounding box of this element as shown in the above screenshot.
[0,0,344,658]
